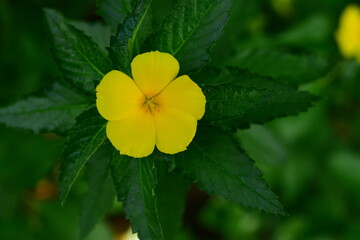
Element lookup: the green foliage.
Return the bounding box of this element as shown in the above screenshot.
[154,0,232,74]
[229,48,331,85]
[175,127,285,215]
[109,0,152,74]
[70,21,112,52]
[111,152,164,240]
[1,0,337,239]
[44,9,111,94]
[80,146,115,238]
[155,161,191,240]
[0,82,90,133]
[201,68,319,129]
[60,108,107,203]
[97,0,135,31]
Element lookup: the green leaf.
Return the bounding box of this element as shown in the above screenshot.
[175,127,286,215]
[60,108,107,203]
[228,48,330,85]
[191,67,237,86]
[109,0,152,74]
[44,8,111,93]
[155,160,190,240]
[80,145,115,238]
[154,0,232,74]
[0,82,90,133]
[96,0,135,30]
[70,21,112,52]
[111,152,164,240]
[274,14,332,48]
[202,68,320,129]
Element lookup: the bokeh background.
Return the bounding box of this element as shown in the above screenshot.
[1,0,360,239]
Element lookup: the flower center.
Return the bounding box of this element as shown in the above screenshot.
[142,96,160,115]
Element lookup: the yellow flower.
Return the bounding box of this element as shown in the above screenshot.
[336,4,360,63]
[96,51,206,158]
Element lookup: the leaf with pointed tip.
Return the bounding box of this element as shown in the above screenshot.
[0,82,90,133]
[201,68,320,129]
[108,0,152,74]
[80,145,115,238]
[111,153,164,240]
[175,127,286,215]
[44,8,110,94]
[60,108,107,203]
[154,0,232,74]
[96,0,135,30]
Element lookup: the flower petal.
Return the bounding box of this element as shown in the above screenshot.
[155,107,197,154]
[107,112,156,158]
[336,4,360,59]
[131,51,180,97]
[156,75,206,120]
[96,70,144,121]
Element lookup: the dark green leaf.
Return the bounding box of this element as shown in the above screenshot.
[228,48,330,85]
[154,0,232,74]
[202,68,320,129]
[111,152,164,240]
[109,0,152,74]
[44,9,111,93]
[96,0,135,30]
[175,127,286,215]
[155,160,190,240]
[191,67,237,86]
[70,21,112,52]
[80,145,115,238]
[0,82,90,133]
[60,108,107,203]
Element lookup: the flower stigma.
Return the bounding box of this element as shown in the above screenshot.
[142,96,160,115]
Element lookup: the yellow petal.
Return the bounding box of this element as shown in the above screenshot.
[336,4,360,59]
[107,112,156,158]
[96,70,144,121]
[156,75,206,120]
[131,51,180,97]
[154,107,197,154]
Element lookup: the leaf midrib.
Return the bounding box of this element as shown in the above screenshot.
[172,1,214,56]
[61,122,107,203]
[127,0,152,58]
[52,17,106,77]
[138,160,164,240]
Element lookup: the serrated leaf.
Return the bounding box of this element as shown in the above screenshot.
[96,0,135,30]
[175,127,286,215]
[154,0,231,74]
[0,82,90,133]
[60,108,107,203]
[155,160,190,240]
[44,8,111,93]
[111,152,164,240]
[229,48,330,85]
[109,0,152,74]
[201,68,320,129]
[80,145,115,238]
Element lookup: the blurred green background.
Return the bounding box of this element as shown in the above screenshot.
[1,0,360,239]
